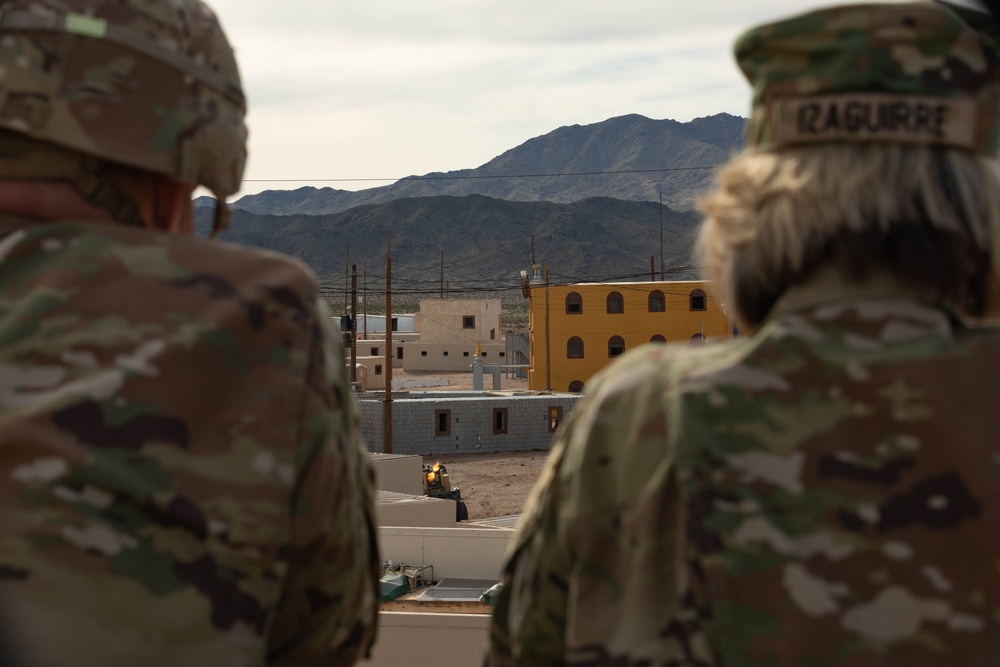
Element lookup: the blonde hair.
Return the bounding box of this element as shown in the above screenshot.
[698,143,1000,328]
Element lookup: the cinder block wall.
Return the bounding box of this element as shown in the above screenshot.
[357,394,582,456]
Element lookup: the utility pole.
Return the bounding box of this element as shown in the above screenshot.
[544,264,551,391]
[384,233,393,454]
[351,264,357,383]
[363,258,368,341]
[344,246,350,314]
[531,234,535,265]
[650,255,655,282]
[440,250,445,299]
[659,191,665,281]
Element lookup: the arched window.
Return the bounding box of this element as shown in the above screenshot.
[609,336,625,358]
[690,289,707,311]
[691,333,706,345]
[650,334,667,344]
[565,292,583,314]
[567,337,584,359]
[648,290,665,312]
[569,380,585,393]
[607,291,624,314]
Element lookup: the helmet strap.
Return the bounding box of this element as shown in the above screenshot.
[212,199,231,237]
[72,166,147,228]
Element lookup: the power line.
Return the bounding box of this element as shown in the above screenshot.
[242,165,719,185]
[319,273,705,294]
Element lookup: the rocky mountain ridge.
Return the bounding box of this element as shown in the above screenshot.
[215,113,744,216]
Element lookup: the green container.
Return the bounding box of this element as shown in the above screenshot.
[480,582,503,607]
[380,573,410,603]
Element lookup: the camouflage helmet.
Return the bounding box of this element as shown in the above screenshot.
[735,2,1000,154]
[0,0,247,231]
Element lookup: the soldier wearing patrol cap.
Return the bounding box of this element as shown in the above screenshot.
[489,2,1000,665]
[0,1,379,665]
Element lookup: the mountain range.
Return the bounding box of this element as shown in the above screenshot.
[215,113,744,216]
[195,113,746,295]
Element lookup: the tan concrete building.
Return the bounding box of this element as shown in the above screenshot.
[399,299,508,372]
[416,299,503,344]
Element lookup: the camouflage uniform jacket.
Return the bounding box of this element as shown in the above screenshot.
[0,216,379,666]
[489,273,1000,666]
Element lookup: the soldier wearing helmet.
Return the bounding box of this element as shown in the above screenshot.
[0,1,379,665]
[489,3,1000,665]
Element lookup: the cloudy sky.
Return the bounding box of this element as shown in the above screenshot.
[204,0,983,197]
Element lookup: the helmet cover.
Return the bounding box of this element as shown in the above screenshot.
[0,0,247,220]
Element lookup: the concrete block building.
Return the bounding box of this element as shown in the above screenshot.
[358,391,582,457]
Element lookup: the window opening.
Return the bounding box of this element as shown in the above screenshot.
[607,292,624,314]
[435,410,452,436]
[690,289,707,311]
[649,290,665,312]
[566,292,583,314]
[609,336,625,358]
[493,408,508,435]
[548,406,564,433]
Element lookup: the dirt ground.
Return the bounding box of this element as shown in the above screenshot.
[423,450,551,520]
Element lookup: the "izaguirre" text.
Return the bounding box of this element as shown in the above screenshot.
[797,100,948,138]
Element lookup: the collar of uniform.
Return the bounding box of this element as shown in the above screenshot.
[770,265,957,323]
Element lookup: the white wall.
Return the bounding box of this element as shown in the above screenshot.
[361,612,491,667]
[377,492,458,528]
[379,526,514,581]
[371,455,424,495]
[361,524,515,666]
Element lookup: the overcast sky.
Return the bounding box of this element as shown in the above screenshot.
[204,0,984,197]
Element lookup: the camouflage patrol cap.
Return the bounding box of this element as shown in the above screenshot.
[0,0,247,231]
[736,2,1000,154]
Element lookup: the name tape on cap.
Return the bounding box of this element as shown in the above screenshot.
[770,94,978,149]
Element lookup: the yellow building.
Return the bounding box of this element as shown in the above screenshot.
[522,269,731,392]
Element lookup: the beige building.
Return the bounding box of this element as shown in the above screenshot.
[416,299,503,343]
[400,299,508,373]
[346,300,510,375]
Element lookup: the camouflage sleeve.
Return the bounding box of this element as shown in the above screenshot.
[488,432,572,666]
[266,300,380,666]
[488,345,681,666]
